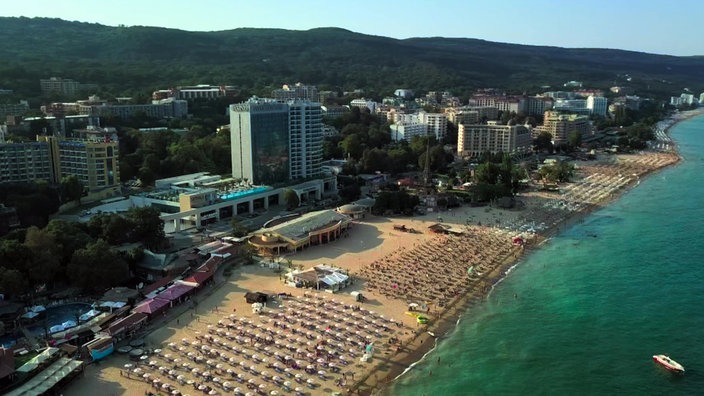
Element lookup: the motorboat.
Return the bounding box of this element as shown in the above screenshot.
[653,354,685,373]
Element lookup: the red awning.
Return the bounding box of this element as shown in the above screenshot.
[183,271,213,287]
[132,298,170,315]
[154,284,194,302]
[140,276,175,295]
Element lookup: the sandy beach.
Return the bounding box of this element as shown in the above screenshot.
[62,114,692,396]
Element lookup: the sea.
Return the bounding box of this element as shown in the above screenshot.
[385,115,704,396]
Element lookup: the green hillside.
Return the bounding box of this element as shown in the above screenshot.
[1,17,702,98]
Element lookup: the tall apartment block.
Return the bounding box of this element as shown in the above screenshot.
[534,111,591,144]
[458,122,532,157]
[0,129,120,198]
[230,98,323,185]
[0,142,54,183]
[288,101,323,181]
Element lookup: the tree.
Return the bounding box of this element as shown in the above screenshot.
[125,206,166,249]
[361,148,389,173]
[535,131,554,153]
[60,175,84,204]
[68,239,129,291]
[339,134,363,159]
[0,267,28,297]
[103,215,133,245]
[0,239,32,272]
[231,218,248,238]
[24,226,62,286]
[567,131,582,149]
[237,244,256,265]
[474,162,501,185]
[283,189,300,210]
[45,219,93,264]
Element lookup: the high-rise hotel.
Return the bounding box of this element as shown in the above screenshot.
[229,97,323,185]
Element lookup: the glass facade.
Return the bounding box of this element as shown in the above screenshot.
[230,100,290,185]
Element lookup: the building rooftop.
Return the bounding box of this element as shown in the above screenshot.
[262,210,351,242]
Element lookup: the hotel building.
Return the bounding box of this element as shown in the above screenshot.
[533,111,590,144]
[0,129,120,197]
[457,122,532,157]
[230,98,323,185]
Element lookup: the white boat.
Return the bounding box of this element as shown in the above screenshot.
[653,354,685,373]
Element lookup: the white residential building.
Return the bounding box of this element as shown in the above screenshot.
[418,111,448,141]
[349,98,377,113]
[288,101,323,181]
[390,122,426,142]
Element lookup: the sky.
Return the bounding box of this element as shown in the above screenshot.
[3,0,704,56]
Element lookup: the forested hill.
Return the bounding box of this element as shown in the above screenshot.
[1,17,703,98]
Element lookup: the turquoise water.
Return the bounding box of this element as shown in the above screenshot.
[386,116,704,396]
[220,186,269,201]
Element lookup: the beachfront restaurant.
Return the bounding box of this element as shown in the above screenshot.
[248,209,352,256]
[286,265,351,292]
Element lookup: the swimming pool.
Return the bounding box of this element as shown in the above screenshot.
[1,303,94,347]
[28,303,93,336]
[220,186,270,201]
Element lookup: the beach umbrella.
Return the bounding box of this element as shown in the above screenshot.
[283,381,292,390]
[234,387,242,395]
[208,390,217,395]
[171,390,179,395]
[143,373,151,379]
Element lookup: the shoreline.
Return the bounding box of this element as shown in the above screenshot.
[356,112,700,396]
[60,111,701,396]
